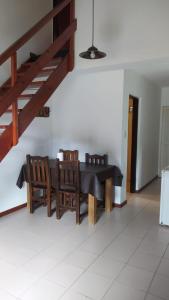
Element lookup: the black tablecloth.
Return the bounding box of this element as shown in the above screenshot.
[17,161,123,201]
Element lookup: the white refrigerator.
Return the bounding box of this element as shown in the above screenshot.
[160,167,169,226]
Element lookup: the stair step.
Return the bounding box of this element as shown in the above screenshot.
[37,69,53,76]
[0,125,8,129]
[23,62,35,68]
[17,94,34,100]
[6,108,22,113]
[19,69,53,78]
[27,81,44,89]
[42,58,61,70]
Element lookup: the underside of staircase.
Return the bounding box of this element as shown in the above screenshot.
[0,0,76,162]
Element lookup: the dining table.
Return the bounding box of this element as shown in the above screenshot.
[17,160,123,225]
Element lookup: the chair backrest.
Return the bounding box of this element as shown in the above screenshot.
[85,153,108,166]
[56,160,80,192]
[59,149,79,161]
[26,155,50,187]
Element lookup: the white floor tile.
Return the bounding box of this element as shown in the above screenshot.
[72,271,112,300]
[157,258,169,278]
[116,265,154,292]
[79,234,112,255]
[138,238,167,257]
[0,289,18,300]
[0,179,163,300]
[20,278,65,300]
[42,238,79,261]
[145,225,169,245]
[60,290,93,299]
[88,255,125,279]
[149,274,169,300]
[145,294,162,300]
[0,243,37,267]
[45,262,83,288]
[128,250,161,272]
[103,281,145,300]
[0,260,38,297]
[102,234,141,263]
[22,253,60,276]
[123,224,148,239]
[64,250,97,269]
[164,244,169,259]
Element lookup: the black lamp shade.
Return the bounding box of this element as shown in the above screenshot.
[79,46,106,60]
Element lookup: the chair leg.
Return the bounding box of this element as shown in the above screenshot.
[56,192,61,219]
[47,189,51,217]
[30,199,33,214]
[76,195,80,224]
[29,187,33,214]
[43,189,47,207]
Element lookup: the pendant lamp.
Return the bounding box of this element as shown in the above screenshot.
[79,0,106,59]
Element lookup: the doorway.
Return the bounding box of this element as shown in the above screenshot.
[159,106,169,173]
[126,95,139,193]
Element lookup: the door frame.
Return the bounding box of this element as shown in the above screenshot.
[126,95,139,193]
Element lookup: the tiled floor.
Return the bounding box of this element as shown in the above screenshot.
[0,179,169,300]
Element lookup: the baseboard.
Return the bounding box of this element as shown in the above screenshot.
[0,203,27,217]
[136,175,158,193]
[113,200,127,208]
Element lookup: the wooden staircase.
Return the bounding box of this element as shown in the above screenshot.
[0,0,76,162]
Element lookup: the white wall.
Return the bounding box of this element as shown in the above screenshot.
[121,70,161,200]
[0,0,52,84]
[0,109,53,213]
[76,0,169,70]
[50,69,124,203]
[0,0,52,212]
[161,87,169,107]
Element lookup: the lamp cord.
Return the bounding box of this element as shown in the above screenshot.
[92,0,94,46]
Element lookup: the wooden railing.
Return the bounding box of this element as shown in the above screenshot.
[0,0,75,146]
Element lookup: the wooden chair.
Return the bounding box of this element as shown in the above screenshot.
[59,149,78,161]
[85,153,108,166]
[26,155,53,217]
[56,160,81,224]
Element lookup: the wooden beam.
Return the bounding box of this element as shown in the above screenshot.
[11,52,19,145]
[0,124,13,161]
[0,125,8,129]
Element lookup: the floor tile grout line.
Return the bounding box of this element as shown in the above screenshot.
[57,200,153,299]
[4,212,110,299]
[54,200,154,299]
[1,197,157,300]
[102,203,163,300]
[18,211,112,300]
[100,202,159,299]
[143,238,169,300]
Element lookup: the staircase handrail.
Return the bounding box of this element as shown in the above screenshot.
[0,0,72,65]
[0,20,76,117]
